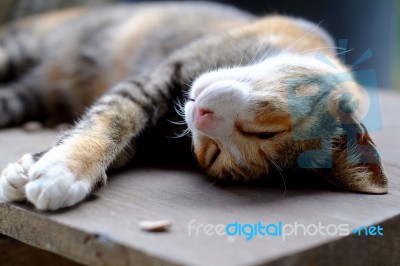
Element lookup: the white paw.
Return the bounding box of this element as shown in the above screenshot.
[0,154,34,201]
[25,150,92,210]
[1,149,93,210]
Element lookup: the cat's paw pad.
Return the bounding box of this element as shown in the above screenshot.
[25,152,91,210]
[0,154,35,201]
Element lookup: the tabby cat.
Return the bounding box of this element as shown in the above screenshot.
[0,2,387,210]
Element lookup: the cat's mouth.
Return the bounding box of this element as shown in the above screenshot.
[203,144,221,168]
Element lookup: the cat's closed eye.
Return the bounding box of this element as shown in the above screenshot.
[257,132,280,139]
[239,129,283,140]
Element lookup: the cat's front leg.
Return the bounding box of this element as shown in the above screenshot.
[0,82,153,210]
[1,48,210,210]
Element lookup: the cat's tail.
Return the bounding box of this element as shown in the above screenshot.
[0,27,41,83]
[0,28,43,126]
[0,7,88,84]
[0,80,42,127]
[0,70,85,128]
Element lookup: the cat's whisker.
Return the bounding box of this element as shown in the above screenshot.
[172,98,187,118]
[283,20,325,54]
[249,19,293,65]
[268,157,287,198]
[237,39,248,67]
[250,34,277,64]
[253,45,277,65]
[235,45,278,84]
[167,119,187,125]
[167,127,192,139]
[206,178,219,190]
[298,46,349,55]
[180,80,193,88]
[333,48,354,57]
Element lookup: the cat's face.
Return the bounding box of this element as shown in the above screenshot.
[185,53,388,193]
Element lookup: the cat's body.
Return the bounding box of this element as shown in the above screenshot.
[0,3,252,125]
[0,2,387,210]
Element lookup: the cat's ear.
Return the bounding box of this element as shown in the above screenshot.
[311,84,388,194]
[320,122,388,194]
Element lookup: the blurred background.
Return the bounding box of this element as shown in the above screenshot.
[0,0,397,90]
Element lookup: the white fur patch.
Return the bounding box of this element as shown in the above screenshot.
[1,149,91,210]
[25,148,91,210]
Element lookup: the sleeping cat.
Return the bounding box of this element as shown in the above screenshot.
[0,2,387,210]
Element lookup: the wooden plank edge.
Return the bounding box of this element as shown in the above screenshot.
[0,203,182,266]
[264,214,400,266]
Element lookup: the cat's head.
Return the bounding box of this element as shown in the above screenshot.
[184,53,388,194]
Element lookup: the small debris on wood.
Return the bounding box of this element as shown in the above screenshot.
[139,220,172,232]
[22,121,43,132]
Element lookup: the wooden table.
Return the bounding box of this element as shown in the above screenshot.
[1,91,399,266]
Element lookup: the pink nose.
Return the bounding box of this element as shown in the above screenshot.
[194,107,214,129]
[198,108,213,117]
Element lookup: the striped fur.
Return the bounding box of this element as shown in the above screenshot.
[0,2,387,210]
